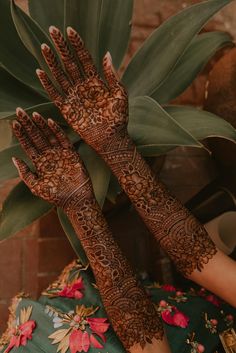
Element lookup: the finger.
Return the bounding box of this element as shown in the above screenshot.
[16,108,50,152]
[49,26,82,83]
[41,43,71,93]
[67,26,97,79]
[47,119,74,149]
[12,157,38,188]
[36,69,64,106]
[32,112,60,147]
[103,52,120,89]
[12,120,39,160]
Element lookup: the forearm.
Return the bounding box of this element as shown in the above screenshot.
[99,131,217,277]
[63,188,166,352]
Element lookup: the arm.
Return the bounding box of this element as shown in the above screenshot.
[38,26,236,307]
[12,109,170,353]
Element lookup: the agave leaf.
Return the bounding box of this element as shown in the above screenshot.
[1,102,64,125]
[10,0,57,82]
[65,0,133,72]
[57,208,88,265]
[0,144,31,182]
[128,96,201,156]
[165,105,236,143]
[106,175,121,204]
[78,143,110,207]
[122,0,232,97]
[0,0,46,95]
[0,67,48,116]
[152,31,233,104]
[28,0,65,33]
[0,182,52,240]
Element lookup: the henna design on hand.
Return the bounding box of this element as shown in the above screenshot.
[37,25,217,277]
[12,109,163,351]
[12,108,90,209]
[37,26,128,150]
[99,133,217,276]
[67,198,163,350]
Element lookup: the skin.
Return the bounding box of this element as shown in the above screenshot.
[12,109,169,353]
[36,25,236,308]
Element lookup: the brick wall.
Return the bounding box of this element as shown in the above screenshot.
[1,0,236,333]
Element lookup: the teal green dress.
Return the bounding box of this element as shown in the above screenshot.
[0,260,235,353]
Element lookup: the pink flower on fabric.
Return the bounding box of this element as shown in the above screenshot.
[205,294,221,307]
[162,284,176,292]
[58,278,84,299]
[161,307,189,328]
[68,317,110,352]
[48,305,110,353]
[5,320,36,352]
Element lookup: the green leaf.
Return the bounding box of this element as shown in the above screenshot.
[128,96,201,156]
[0,182,52,240]
[0,0,46,95]
[165,105,236,143]
[152,31,233,104]
[57,208,88,266]
[10,0,56,82]
[0,144,30,182]
[78,143,110,207]
[1,102,64,124]
[122,0,232,97]
[28,0,65,33]
[65,0,133,72]
[0,67,48,115]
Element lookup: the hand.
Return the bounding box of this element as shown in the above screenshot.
[12,108,91,209]
[37,26,128,152]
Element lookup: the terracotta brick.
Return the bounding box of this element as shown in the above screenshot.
[0,238,22,298]
[38,237,76,273]
[0,300,11,334]
[37,273,59,295]
[39,210,66,238]
[22,237,39,297]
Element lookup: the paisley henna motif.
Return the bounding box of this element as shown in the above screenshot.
[12,109,163,351]
[38,26,217,275]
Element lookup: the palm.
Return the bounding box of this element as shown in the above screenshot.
[13,109,90,208]
[38,26,128,150]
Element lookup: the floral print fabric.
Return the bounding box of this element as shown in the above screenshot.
[0,260,235,353]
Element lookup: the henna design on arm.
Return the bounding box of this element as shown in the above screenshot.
[12,109,164,351]
[38,26,217,277]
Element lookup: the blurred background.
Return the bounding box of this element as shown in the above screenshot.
[0,0,236,333]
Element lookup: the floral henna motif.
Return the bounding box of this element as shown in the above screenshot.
[38,26,128,149]
[12,108,91,209]
[37,26,216,277]
[12,109,163,351]
[66,197,163,350]
[99,133,217,276]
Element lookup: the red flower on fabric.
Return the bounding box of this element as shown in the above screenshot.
[162,284,176,292]
[205,294,221,307]
[5,320,36,353]
[69,317,110,352]
[161,307,189,328]
[48,305,110,353]
[58,278,84,299]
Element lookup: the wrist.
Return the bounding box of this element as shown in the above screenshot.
[60,177,94,214]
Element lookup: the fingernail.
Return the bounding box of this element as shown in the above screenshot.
[16,107,25,117]
[47,118,54,126]
[49,25,59,34]
[12,157,18,167]
[12,120,20,128]
[36,68,44,76]
[41,43,50,51]
[32,112,41,120]
[67,26,76,35]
